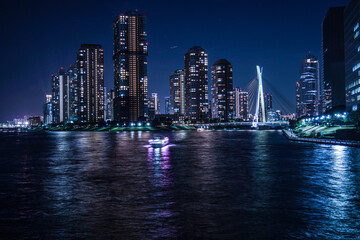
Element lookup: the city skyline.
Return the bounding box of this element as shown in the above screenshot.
[0,0,349,122]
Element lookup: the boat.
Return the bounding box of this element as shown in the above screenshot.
[197,127,205,132]
[148,135,169,148]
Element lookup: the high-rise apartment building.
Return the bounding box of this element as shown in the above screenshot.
[261,92,273,121]
[184,46,209,122]
[51,68,68,123]
[322,7,346,112]
[344,0,360,112]
[164,96,170,114]
[105,89,115,121]
[296,54,321,117]
[77,44,105,123]
[211,59,234,121]
[296,81,301,117]
[148,93,160,120]
[264,92,273,112]
[169,69,185,114]
[113,10,148,122]
[67,63,79,122]
[148,93,160,114]
[233,87,249,121]
[43,94,52,125]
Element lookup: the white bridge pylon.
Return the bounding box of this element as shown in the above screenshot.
[252,65,266,128]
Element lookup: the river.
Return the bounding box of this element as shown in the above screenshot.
[0,130,359,239]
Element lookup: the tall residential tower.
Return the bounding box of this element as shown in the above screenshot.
[211,59,234,121]
[296,54,321,117]
[148,93,160,120]
[344,0,360,112]
[233,87,249,121]
[184,46,209,122]
[67,63,79,122]
[43,94,52,125]
[113,10,148,122]
[169,69,185,115]
[322,7,346,112]
[77,44,105,123]
[51,68,68,124]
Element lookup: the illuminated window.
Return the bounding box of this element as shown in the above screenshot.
[355,31,360,39]
[353,62,360,72]
[354,22,359,32]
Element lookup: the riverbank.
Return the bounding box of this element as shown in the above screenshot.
[23,122,287,132]
[28,125,197,132]
[283,129,360,147]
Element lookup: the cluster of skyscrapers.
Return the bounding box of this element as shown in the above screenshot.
[45,11,148,124]
[296,0,360,118]
[43,0,358,125]
[44,44,105,124]
[166,48,254,123]
[44,10,254,125]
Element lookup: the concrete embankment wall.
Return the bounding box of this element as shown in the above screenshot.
[283,130,360,147]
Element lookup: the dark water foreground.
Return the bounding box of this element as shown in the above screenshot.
[0,130,359,239]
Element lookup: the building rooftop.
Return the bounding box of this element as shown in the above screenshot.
[79,44,103,49]
[213,59,231,66]
[117,10,146,17]
[187,46,205,52]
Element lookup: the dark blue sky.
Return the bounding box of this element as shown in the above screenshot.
[0,0,349,121]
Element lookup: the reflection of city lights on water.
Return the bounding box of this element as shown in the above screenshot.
[146,144,174,162]
[147,144,174,186]
[154,147,161,160]
[331,145,347,183]
[332,145,346,158]
[326,144,353,223]
[146,143,176,235]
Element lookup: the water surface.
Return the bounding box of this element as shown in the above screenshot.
[0,130,359,239]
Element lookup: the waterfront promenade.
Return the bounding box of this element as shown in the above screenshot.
[283,129,360,147]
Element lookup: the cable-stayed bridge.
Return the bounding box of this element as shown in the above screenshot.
[191,65,292,129]
[246,65,294,128]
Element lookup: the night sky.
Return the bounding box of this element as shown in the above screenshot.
[0,0,349,122]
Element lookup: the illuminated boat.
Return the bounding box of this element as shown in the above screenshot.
[148,135,169,148]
